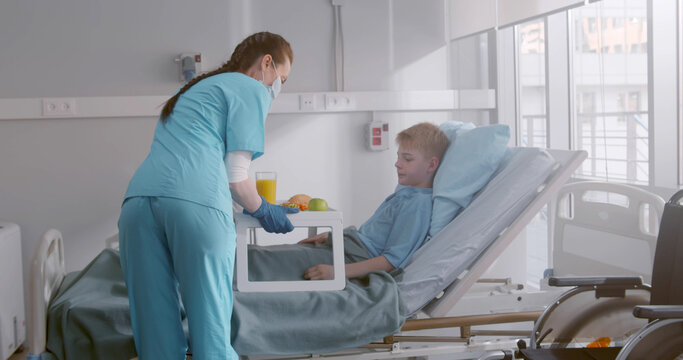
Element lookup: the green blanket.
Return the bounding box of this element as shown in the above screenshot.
[45,230,404,359]
[45,249,139,360]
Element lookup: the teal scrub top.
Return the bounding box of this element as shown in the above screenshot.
[124,72,271,216]
[357,186,433,269]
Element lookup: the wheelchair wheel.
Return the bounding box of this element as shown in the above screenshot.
[617,319,683,360]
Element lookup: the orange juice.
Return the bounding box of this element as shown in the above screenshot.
[256,179,277,204]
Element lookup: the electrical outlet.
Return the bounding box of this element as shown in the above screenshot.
[299,94,316,111]
[325,94,354,110]
[42,98,77,117]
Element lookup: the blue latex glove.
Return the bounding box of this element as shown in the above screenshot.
[243,196,299,233]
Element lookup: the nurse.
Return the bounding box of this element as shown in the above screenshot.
[118,31,297,359]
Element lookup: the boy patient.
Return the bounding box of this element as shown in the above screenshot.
[301,122,449,280]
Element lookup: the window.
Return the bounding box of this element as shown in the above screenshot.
[451,31,495,125]
[588,17,597,33]
[516,19,548,148]
[570,0,649,184]
[515,18,549,289]
[499,0,678,288]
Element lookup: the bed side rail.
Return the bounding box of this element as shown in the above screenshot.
[28,229,66,359]
[105,233,119,250]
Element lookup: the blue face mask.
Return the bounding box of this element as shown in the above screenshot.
[261,63,282,100]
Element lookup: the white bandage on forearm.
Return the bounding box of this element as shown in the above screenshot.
[226,150,252,183]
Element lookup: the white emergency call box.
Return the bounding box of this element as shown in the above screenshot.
[366,121,389,151]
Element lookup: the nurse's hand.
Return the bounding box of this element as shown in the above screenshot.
[304,264,334,280]
[243,196,299,233]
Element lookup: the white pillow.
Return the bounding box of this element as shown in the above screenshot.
[430,122,511,237]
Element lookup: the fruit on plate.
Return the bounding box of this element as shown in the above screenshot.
[281,202,307,210]
[288,194,312,207]
[280,194,312,210]
[308,198,329,211]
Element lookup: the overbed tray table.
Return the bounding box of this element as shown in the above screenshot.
[234,208,345,292]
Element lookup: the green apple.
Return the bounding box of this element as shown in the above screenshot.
[308,198,329,211]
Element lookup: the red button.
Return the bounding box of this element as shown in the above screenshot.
[373,137,382,145]
[372,127,381,136]
[195,55,201,62]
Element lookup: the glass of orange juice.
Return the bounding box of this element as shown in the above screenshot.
[255,171,277,204]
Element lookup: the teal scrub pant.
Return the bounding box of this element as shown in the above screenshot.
[118,196,238,360]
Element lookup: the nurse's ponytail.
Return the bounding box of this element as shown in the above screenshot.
[160,32,293,121]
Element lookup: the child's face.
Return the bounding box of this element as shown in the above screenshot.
[395,145,437,188]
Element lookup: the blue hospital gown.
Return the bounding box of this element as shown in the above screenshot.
[357,186,433,269]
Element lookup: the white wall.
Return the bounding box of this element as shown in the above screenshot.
[0,0,244,98]
[0,0,452,324]
[0,116,157,265]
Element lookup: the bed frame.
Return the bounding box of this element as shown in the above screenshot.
[27,149,587,360]
[27,229,66,360]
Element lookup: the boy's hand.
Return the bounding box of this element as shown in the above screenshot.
[297,232,329,245]
[304,264,334,280]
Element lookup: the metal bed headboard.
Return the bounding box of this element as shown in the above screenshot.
[28,228,65,358]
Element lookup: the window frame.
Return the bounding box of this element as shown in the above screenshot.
[514,17,550,148]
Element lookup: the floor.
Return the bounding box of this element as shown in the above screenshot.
[8,347,27,360]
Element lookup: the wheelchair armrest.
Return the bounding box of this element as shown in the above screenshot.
[548,276,643,287]
[633,305,683,319]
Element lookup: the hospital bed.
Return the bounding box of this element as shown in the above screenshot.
[27,147,586,360]
[233,147,586,359]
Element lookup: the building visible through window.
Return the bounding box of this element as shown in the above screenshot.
[571,0,649,184]
[517,19,547,148]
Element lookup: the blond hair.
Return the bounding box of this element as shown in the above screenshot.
[396,122,450,161]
